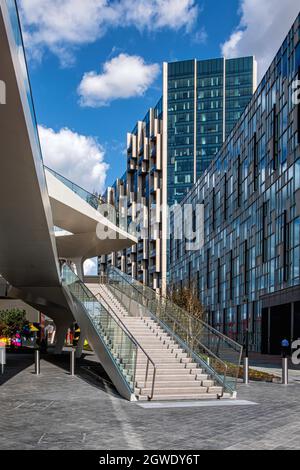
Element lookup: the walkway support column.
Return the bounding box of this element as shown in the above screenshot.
[75,329,86,359]
[54,319,71,355]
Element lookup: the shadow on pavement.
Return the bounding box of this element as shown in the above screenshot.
[0,350,35,386]
[43,349,122,399]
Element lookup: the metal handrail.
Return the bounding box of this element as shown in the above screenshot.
[95,286,157,399]
[62,265,138,394]
[73,274,157,398]
[109,281,229,393]
[108,271,235,361]
[109,267,242,351]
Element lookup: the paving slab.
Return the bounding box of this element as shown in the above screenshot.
[0,352,300,450]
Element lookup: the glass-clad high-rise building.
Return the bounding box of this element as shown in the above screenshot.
[169,14,300,354]
[102,56,256,293]
[165,57,256,205]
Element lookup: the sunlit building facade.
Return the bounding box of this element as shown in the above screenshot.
[169,14,300,354]
[102,57,256,293]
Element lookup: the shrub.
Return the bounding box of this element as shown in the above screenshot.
[0,309,28,338]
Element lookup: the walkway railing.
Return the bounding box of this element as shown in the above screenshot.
[95,288,157,399]
[107,267,243,395]
[62,264,156,399]
[46,167,104,210]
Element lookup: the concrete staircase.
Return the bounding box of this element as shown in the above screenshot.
[96,284,224,401]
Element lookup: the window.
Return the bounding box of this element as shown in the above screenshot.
[244,240,249,296]
[224,173,228,220]
[295,42,300,72]
[273,105,279,170]
[283,210,290,282]
[237,155,242,207]
[206,249,210,288]
[281,131,287,164]
[230,250,234,300]
[262,201,268,263]
[253,132,258,191]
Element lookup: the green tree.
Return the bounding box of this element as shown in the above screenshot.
[0,309,28,338]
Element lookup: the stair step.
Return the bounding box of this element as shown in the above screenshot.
[139,386,209,395]
[195,374,209,380]
[136,357,182,364]
[136,380,200,388]
[208,386,223,394]
[135,371,196,380]
[135,363,188,370]
[184,363,198,369]
[180,357,192,363]
[129,332,173,339]
[138,346,181,352]
[98,284,225,402]
[136,352,186,359]
[136,359,180,365]
[202,380,215,387]
[148,394,219,401]
[134,341,176,346]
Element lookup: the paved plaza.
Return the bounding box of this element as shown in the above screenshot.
[0,352,299,450]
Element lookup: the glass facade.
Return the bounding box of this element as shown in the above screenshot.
[167,57,255,205]
[169,15,300,353]
[103,56,255,293]
[168,60,195,204]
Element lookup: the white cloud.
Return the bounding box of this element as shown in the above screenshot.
[84,258,98,275]
[78,53,160,107]
[18,0,198,65]
[120,0,198,32]
[221,0,300,80]
[38,126,109,193]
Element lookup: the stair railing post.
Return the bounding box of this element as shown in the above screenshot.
[145,358,149,388]
[150,366,157,401]
[133,346,138,391]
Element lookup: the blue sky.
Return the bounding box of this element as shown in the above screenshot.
[18,0,300,193]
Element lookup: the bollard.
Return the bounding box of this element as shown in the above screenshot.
[70,348,75,376]
[282,357,288,385]
[0,346,6,375]
[281,338,290,385]
[243,330,249,385]
[243,356,249,384]
[35,349,40,375]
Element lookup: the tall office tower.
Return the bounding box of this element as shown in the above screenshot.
[101,56,257,293]
[165,57,257,205]
[169,14,300,354]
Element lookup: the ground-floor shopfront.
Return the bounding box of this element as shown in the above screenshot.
[261,287,300,355]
